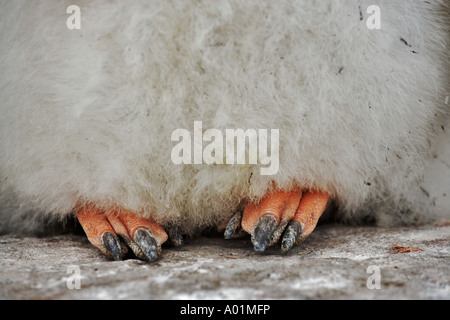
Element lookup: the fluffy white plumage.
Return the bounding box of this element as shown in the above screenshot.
[0,0,449,235]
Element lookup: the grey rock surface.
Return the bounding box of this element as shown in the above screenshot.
[1,224,449,300]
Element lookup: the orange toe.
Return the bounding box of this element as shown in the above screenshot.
[241,189,302,234]
[293,191,329,242]
[77,205,116,249]
[106,210,168,245]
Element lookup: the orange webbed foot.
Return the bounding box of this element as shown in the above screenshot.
[76,205,175,262]
[224,189,329,253]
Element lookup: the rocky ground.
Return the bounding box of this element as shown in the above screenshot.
[0,223,449,300]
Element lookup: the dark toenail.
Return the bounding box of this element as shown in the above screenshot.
[102,231,123,261]
[134,228,160,262]
[224,212,243,240]
[253,215,278,253]
[281,220,302,253]
[166,224,184,247]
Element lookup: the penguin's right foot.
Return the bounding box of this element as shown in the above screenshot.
[76,204,181,262]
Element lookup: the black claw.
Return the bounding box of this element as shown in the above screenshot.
[281,220,302,253]
[252,215,278,253]
[224,212,243,240]
[166,224,184,247]
[134,228,160,262]
[102,231,123,261]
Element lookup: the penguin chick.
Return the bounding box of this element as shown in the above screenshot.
[0,0,449,261]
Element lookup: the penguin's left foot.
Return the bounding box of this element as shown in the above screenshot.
[224,189,329,253]
[76,204,181,262]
